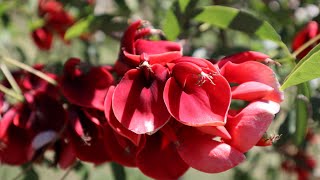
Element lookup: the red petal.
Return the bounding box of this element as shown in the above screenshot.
[0,125,34,165]
[225,101,280,152]
[135,39,182,54]
[197,126,231,140]
[231,81,274,101]
[60,58,114,110]
[163,73,231,126]
[121,20,142,54]
[68,109,111,164]
[221,61,283,103]
[104,86,141,146]
[104,125,141,167]
[136,132,189,179]
[32,27,53,50]
[123,50,182,66]
[112,65,170,134]
[292,21,318,51]
[176,127,245,173]
[218,51,269,68]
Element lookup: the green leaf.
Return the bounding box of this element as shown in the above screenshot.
[294,83,310,145]
[281,43,320,90]
[162,9,181,40]
[178,0,190,13]
[64,16,94,40]
[194,6,282,43]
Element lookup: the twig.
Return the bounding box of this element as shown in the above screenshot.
[0,63,22,94]
[0,84,24,102]
[1,56,57,86]
[292,33,320,58]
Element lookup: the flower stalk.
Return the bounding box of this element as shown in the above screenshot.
[1,55,57,86]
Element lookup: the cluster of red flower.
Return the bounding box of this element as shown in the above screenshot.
[31,0,74,50]
[2,18,284,179]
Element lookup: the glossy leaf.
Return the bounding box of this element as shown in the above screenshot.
[65,16,93,40]
[195,6,282,44]
[179,0,190,13]
[281,43,320,90]
[162,10,180,40]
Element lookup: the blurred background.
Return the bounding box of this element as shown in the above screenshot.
[1,0,320,179]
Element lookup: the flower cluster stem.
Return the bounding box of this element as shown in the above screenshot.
[1,56,57,86]
[0,84,24,102]
[292,33,320,58]
[0,63,22,94]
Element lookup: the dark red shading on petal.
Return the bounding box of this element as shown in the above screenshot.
[112,64,170,134]
[197,126,231,140]
[231,81,274,101]
[221,61,283,103]
[59,58,114,110]
[292,21,319,59]
[136,132,189,179]
[104,125,141,167]
[0,107,34,165]
[57,140,77,169]
[68,108,111,164]
[28,92,66,133]
[164,62,231,126]
[32,27,53,50]
[225,101,280,153]
[217,51,270,68]
[176,127,245,173]
[104,86,141,146]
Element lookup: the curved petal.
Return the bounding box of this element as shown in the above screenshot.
[231,81,274,101]
[59,58,114,110]
[104,86,141,146]
[197,126,231,140]
[104,125,141,167]
[0,125,34,165]
[218,51,269,68]
[136,132,189,179]
[176,127,245,173]
[225,100,280,152]
[112,65,170,134]
[135,39,182,54]
[164,63,231,126]
[221,61,283,103]
[68,109,111,164]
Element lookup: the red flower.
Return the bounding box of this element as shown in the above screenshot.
[32,0,74,50]
[292,21,319,59]
[66,107,111,164]
[32,27,53,50]
[218,51,283,103]
[59,58,114,110]
[112,63,171,134]
[114,20,182,75]
[164,57,231,127]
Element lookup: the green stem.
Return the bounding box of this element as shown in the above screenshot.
[110,163,126,180]
[0,63,22,94]
[0,84,24,102]
[1,56,57,86]
[292,33,320,58]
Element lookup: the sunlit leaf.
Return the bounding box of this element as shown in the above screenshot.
[281,43,320,90]
[179,0,190,13]
[65,16,93,40]
[162,10,180,40]
[194,6,282,43]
